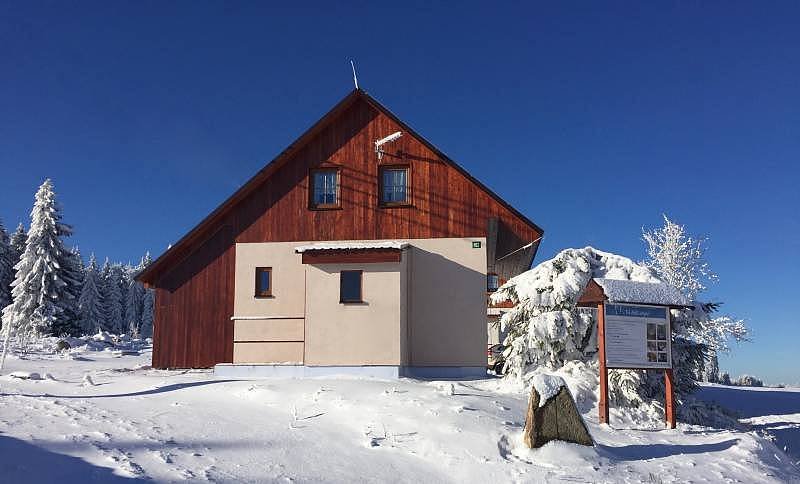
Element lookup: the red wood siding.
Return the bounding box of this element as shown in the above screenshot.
[149,96,542,368]
[300,248,402,265]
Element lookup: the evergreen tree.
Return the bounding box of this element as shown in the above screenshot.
[1,179,80,349]
[78,254,104,334]
[139,252,154,338]
[124,265,144,337]
[51,246,85,336]
[100,259,125,333]
[8,223,26,270]
[0,220,13,310]
[140,288,154,338]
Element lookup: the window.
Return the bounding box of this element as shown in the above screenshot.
[340,270,362,303]
[310,168,340,208]
[255,267,272,297]
[379,166,409,205]
[646,322,669,363]
[487,273,500,292]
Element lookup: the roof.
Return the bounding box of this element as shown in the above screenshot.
[593,278,691,307]
[137,88,543,284]
[295,241,408,253]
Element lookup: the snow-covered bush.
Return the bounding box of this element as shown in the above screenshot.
[492,240,743,424]
[491,247,659,377]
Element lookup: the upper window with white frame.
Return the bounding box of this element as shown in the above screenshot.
[379,165,409,206]
[310,168,340,209]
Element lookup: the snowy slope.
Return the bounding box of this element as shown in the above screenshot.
[697,383,800,467]
[0,346,797,483]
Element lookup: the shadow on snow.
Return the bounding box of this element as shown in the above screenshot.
[598,439,739,461]
[11,379,239,399]
[0,434,142,483]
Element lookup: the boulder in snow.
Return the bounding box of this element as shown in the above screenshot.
[55,339,71,351]
[523,374,593,448]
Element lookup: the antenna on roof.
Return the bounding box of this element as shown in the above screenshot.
[350,59,359,90]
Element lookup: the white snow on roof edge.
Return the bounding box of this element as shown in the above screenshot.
[295,241,409,253]
[594,278,690,307]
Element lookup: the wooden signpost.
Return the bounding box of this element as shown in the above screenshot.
[580,280,678,429]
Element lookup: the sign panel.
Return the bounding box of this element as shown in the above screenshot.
[604,303,672,369]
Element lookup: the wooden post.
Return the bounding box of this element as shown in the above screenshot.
[597,302,609,425]
[664,368,676,429]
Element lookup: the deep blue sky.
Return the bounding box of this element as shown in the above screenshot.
[1,2,798,383]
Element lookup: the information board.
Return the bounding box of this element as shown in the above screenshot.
[604,303,672,369]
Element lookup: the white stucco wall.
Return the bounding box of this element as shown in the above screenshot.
[230,238,486,368]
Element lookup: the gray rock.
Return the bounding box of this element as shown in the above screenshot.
[55,339,71,351]
[523,386,593,448]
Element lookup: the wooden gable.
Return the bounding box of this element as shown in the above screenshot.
[138,89,544,368]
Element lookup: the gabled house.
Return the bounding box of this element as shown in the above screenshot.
[136,89,543,378]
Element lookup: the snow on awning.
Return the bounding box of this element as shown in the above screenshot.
[593,278,691,307]
[295,241,409,253]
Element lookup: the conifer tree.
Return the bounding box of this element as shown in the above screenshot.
[78,254,104,334]
[140,288,154,338]
[0,220,13,310]
[1,180,80,366]
[8,223,26,270]
[125,265,144,337]
[51,246,85,336]
[100,260,125,333]
[139,253,154,338]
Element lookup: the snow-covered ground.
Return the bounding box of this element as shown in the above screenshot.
[696,383,800,466]
[0,344,798,483]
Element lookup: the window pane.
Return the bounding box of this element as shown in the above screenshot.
[340,271,362,302]
[381,168,407,203]
[487,274,499,292]
[255,268,271,296]
[313,170,337,205]
[259,270,270,292]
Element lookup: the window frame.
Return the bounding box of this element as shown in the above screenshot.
[339,270,363,304]
[378,164,411,207]
[487,273,500,293]
[308,167,342,210]
[254,267,272,298]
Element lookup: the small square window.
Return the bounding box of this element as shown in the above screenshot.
[487,273,500,292]
[255,267,272,297]
[379,166,409,205]
[310,168,340,208]
[340,270,362,303]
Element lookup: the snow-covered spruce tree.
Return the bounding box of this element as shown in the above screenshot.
[8,223,27,270]
[0,220,13,310]
[124,266,144,337]
[1,180,81,354]
[100,259,125,333]
[50,246,85,336]
[138,252,154,338]
[140,287,154,338]
[703,352,720,383]
[491,247,659,376]
[117,264,131,327]
[78,254,105,334]
[491,246,724,421]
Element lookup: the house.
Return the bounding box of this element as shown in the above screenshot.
[136,89,544,378]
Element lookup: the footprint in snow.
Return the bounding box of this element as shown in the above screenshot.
[493,400,511,411]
